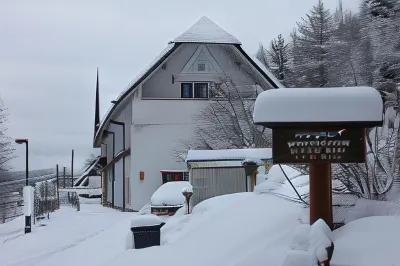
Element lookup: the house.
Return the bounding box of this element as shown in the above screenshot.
[93,16,283,211]
[185,148,272,207]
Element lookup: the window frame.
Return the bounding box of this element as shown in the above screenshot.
[180,82,209,99]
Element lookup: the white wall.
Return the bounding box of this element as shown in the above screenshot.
[129,99,208,210]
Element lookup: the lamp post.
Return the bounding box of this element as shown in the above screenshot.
[15,138,32,234]
[15,139,28,186]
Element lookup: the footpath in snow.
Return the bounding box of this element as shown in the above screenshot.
[0,204,136,266]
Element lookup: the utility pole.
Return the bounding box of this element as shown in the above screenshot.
[56,164,59,209]
[63,167,66,188]
[71,149,74,188]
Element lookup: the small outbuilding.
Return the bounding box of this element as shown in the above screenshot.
[185,148,272,207]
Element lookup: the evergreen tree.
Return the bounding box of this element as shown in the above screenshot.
[293,0,334,87]
[266,34,291,82]
[328,1,362,86]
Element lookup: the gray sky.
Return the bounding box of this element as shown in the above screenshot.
[0,0,360,172]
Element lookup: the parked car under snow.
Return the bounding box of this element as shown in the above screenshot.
[150,181,191,216]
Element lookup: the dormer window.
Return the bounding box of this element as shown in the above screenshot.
[181,82,209,99]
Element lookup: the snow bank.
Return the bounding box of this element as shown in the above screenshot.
[332,216,400,266]
[253,86,383,124]
[185,148,272,162]
[151,181,190,206]
[105,193,303,266]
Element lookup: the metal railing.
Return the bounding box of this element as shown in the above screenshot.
[0,167,78,223]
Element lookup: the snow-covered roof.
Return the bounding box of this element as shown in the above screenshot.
[186,148,272,162]
[172,16,241,45]
[253,87,383,127]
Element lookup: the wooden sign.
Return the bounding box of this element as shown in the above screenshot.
[272,128,366,164]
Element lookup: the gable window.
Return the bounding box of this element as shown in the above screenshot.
[197,63,206,71]
[181,82,208,99]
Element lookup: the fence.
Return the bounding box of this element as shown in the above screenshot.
[0,167,79,224]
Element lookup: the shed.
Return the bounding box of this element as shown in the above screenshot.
[185,148,272,207]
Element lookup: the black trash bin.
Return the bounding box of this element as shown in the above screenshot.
[130,223,165,249]
[129,215,165,249]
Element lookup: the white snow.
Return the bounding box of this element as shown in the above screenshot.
[331,216,400,266]
[0,204,135,266]
[130,214,163,228]
[253,86,383,124]
[172,16,241,45]
[150,181,190,206]
[1,188,399,266]
[181,184,193,193]
[185,148,272,162]
[107,193,304,266]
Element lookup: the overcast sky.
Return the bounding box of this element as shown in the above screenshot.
[0,0,360,172]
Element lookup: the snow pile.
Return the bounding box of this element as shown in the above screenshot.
[241,158,262,165]
[345,198,400,224]
[130,214,163,228]
[283,219,333,266]
[185,148,272,162]
[253,86,383,124]
[332,216,400,266]
[254,165,303,196]
[151,181,190,206]
[181,184,193,193]
[106,193,304,266]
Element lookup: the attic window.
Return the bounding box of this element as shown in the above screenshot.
[197,63,206,71]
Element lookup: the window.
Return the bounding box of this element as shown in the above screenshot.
[181,82,208,99]
[181,83,193,98]
[197,63,206,71]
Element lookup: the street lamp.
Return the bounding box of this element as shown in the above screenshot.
[15,138,32,234]
[15,139,28,186]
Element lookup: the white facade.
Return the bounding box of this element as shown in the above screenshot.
[94,16,282,211]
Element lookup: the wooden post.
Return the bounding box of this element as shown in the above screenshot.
[309,162,333,229]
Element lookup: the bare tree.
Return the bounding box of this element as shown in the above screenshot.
[82,153,102,174]
[173,77,272,161]
[0,97,15,172]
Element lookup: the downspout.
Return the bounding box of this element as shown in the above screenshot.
[105,130,115,208]
[110,120,126,212]
[100,143,107,206]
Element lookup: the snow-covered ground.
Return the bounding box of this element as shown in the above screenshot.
[1,178,400,266]
[0,204,136,266]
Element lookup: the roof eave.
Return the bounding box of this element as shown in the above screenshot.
[92,43,181,147]
[233,44,281,89]
[172,40,242,45]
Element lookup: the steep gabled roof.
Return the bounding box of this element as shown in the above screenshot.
[172,16,241,45]
[93,17,282,147]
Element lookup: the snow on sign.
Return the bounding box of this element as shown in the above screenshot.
[273,128,366,164]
